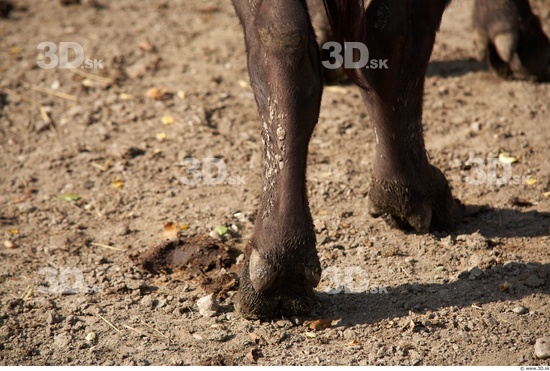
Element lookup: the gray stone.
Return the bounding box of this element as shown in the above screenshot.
[535,337,550,360]
[197,294,218,317]
[512,306,528,315]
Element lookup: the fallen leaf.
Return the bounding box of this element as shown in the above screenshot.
[163,222,178,240]
[156,132,167,142]
[498,152,519,164]
[8,229,19,235]
[544,191,550,198]
[161,115,176,125]
[213,225,227,236]
[58,193,81,202]
[524,178,537,186]
[306,319,333,331]
[9,47,21,55]
[146,87,171,101]
[112,179,124,189]
[347,339,360,346]
[179,224,190,230]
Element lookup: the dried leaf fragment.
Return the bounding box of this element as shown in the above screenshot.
[112,179,124,189]
[156,132,167,142]
[146,87,172,101]
[306,318,333,331]
[161,115,176,125]
[163,222,178,240]
[58,193,81,202]
[498,152,519,164]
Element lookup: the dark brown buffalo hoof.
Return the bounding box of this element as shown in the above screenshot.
[367,164,463,233]
[236,241,321,319]
[473,0,550,82]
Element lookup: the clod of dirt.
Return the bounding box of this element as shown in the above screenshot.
[245,349,262,364]
[196,294,218,317]
[197,355,237,366]
[138,236,240,297]
[59,0,80,5]
[535,337,550,360]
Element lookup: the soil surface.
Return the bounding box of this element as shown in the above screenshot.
[1,0,549,366]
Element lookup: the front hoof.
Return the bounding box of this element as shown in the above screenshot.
[236,245,320,319]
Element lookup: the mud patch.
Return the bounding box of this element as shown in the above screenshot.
[138,236,240,298]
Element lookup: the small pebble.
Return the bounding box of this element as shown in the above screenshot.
[470,122,481,131]
[3,240,15,249]
[85,331,96,343]
[54,333,72,348]
[17,202,36,213]
[197,294,218,317]
[115,224,130,236]
[512,306,528,315]
[534,337,550,360]
[208,230,221,240]
[34,121,50,133]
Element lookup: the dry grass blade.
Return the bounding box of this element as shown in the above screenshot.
[139,320,170,340]
[91,242,126,252]
[97,314,121,333]
[122,324,147,337]
[2,88,54,125]
[71,68,114,84]
[27,83,78,102]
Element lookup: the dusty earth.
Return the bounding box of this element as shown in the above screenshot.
[1,0,549,366]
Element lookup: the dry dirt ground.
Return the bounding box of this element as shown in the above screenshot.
[1,0,549,366]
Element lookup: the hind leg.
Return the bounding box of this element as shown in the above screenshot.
[326,0,461,232]
[232,0,323,318]
[473,0,550,81]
